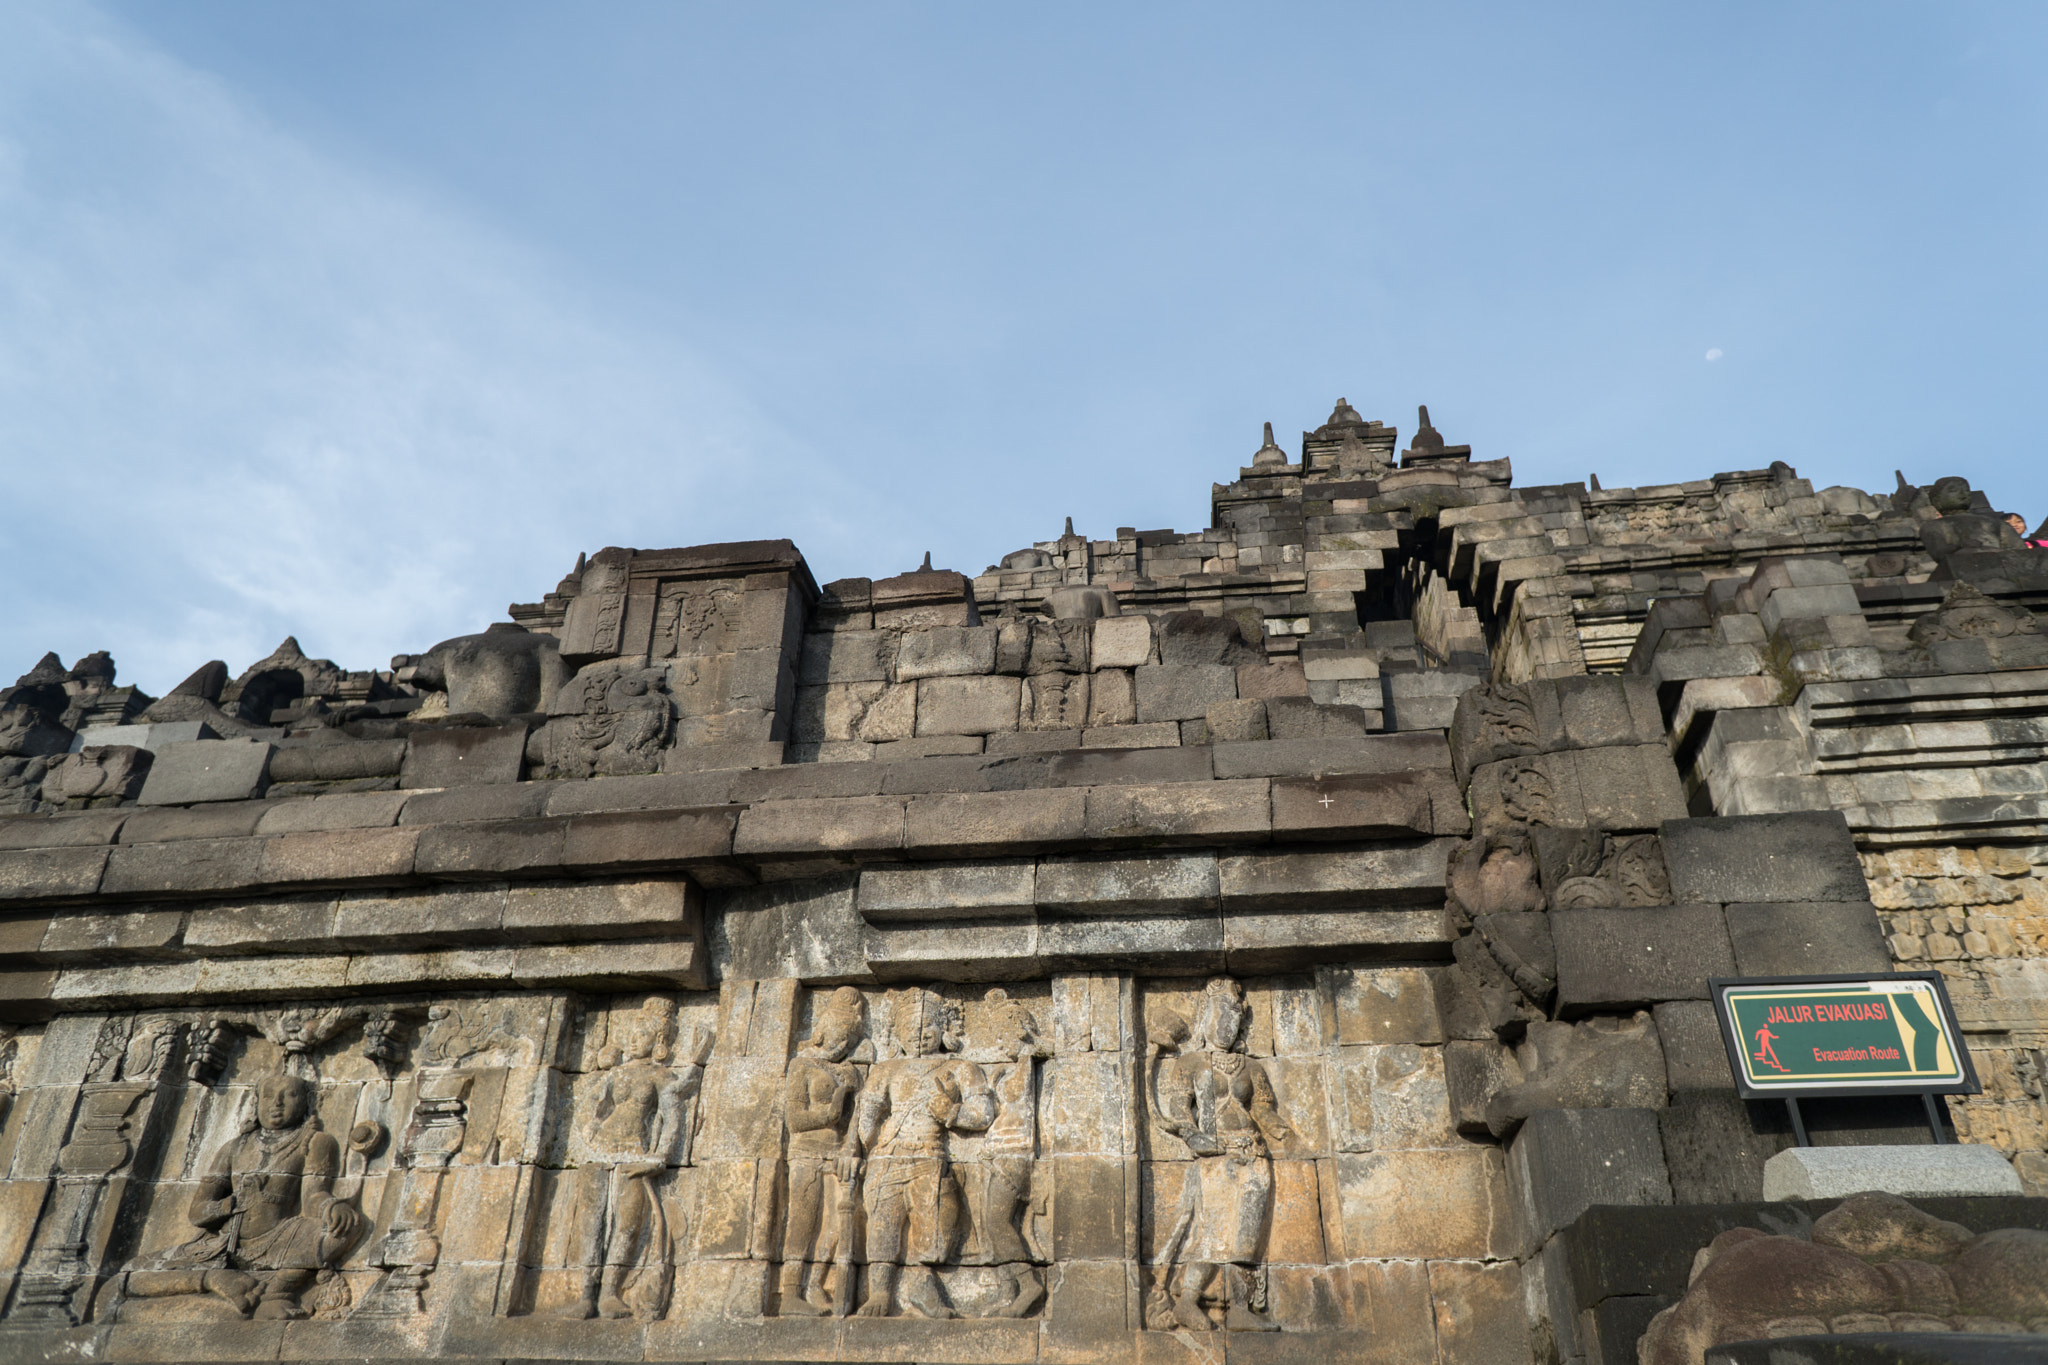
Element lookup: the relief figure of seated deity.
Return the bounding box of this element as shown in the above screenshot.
[125,1073,364,1320]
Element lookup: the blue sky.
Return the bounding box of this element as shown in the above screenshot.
[4,2,2044,694]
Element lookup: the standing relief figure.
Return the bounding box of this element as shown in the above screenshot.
[959,989,1049,1318]
[1147,977,1291,1333]
[125,1072,365,1320]
[776,987,868,1317]
[842,988,993,1319]
[556,997,712,1321]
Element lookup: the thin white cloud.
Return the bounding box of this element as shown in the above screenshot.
[1704,348,1724,361]
[0,2,849,695]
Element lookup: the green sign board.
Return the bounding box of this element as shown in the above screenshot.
[1710,973,1980,1099]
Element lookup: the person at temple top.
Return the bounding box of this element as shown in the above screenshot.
[2011,512,2048,548]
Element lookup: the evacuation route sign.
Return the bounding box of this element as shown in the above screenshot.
[1711,974,1978,1098]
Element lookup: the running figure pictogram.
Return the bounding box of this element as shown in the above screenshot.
[1752,1023,1787,1073]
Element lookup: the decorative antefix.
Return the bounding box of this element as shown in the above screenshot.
[5,401,2048,1365]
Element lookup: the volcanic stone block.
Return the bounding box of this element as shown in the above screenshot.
[855,860,1036,920]
[1236,659,1309,699]
[1658,1090,1789,1203]
[1091,615,1152,669]
[0,811,128,849]
[411,817,568,877]
[71,721,215,752]
[1429,1260,1529,1365]
[1445,1039,1524,1135]
[265,739,407,784]
[1760,1144,2023,1200]
[1043,746,1211,787]
[400,724,527,788]
[1659,811,1868,903]
[1085,666,1136,725]
[503,878,700,941]
[1205,698,1269,742]
[1133,663,1238,723]
[334,884,506,946]
[253,789,410,834]
[1212,731,1451,780]
[259,825,421,885]
[1040,912,1222,973]
[1652,1000,1731,1092]
[902,788,1086,853]
[136,738,274,805]
[1574,745,1688,832]
[733,797,906,857]
[559,806,738,869]
[119,803,269,843]
[913,675,1020,735]
[1548,675,1665,752]
[1077,722,1179,749]
[1037,853,1218,914]
[1218,841,1454,910]
[1327,965,1446,1045]
[1723,900,1890,975]
[0,846,108,900]
[1223,909,1451,972]
[895,626,998,680]
[1551,904,1735,1014]
[799,629,893,684]
[1081,779,1270,844]
[400,781,553,825]
[1270,771,1455,840]
[1332,1147,1516,1259]
[1265,696,1378,740]
[101,838,267,896]
[1156,611,1262,666]
[1508,1107,1672,1245]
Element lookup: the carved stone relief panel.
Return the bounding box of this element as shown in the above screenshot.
[0,968,1514,1351]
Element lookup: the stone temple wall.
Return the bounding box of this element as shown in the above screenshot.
[2,399,2046,1364]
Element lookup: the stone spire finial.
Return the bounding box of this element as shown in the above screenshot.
[1408,405,1444,454]
[1064,517,1075,537]
[1251,421,1287,468]
[920,551,933,572]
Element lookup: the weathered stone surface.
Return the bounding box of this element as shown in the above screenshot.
[403,722,530,788]
[1218,841,1454,910]
[1761,1145,2023,1200]
[1509,1107,1673,1244]
[1660,810,1868,903]
[1133,663,1237,723]
[914,675,1022,735]
[135,738,273,805]
[1038,852,1218,914]
[0,845,108,899]
[855,859,1036,919]
[1082,779,1269,844]
[1551,904,1736,1014]
[1723,899,1891,975]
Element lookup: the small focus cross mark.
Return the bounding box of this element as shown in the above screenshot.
[1317,794,1335,809]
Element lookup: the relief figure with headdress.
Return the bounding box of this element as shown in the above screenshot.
[842,988,993,1319]
[775,987,869,1316]
[555,996,711,1321]
[1147,977,1290,1332]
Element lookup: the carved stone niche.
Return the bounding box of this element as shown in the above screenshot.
[556,542,816,669]
[549,542,815,753]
